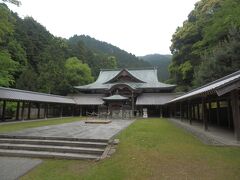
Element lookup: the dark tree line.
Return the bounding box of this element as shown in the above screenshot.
[0,3,150,95]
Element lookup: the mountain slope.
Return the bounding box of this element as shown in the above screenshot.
[140,54,172,81]
[68,35,151,68]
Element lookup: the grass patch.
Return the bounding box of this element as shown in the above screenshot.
[0,117,83,133]
[22,118,240,180]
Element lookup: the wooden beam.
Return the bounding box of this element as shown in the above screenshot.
[231,90,240,141]
[16,101,20,120]
[216,81,240,96]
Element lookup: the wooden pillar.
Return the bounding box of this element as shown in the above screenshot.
[188,101,192,124]
[60,104,63,118]
[37,103,41,119]
[180,103,182,121]
[192,104,195,120]
[80,106,82,116]
[208,101,211,124]
[16,101,20,120]
[231,90,240,141]
[202,97,208,131]
[21,102,25,120]
[197,103,200,121]
[1,100,6,121]
[216,100,220,126]
[72,105,74,116]
[174,104,176,118]
[160,106,163,118]
[131,91,134,117]
[27,102,31,120]
[44,103,48,119]
[227,99,231,129]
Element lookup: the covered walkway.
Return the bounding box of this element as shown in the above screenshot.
[169,118,239,146]
[168,70,240,141]
[0,87,77,122]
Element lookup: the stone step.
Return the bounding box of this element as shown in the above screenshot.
[0,143,104,155]
[0,149,100,160]
[0,134,109,143]
[0,138,108,148]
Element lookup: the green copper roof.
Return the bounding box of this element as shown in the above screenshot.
[75,68,176,90]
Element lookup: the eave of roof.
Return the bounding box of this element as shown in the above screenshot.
[70,94,105,105]
[136,93,183,105]
[0,87,75,104]
[75,68,176,91]
[169,70,240,103]
[102,94,128,101]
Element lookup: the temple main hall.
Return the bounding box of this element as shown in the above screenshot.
[72,68,181,118]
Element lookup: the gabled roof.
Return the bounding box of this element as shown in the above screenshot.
[0,87,75,104]
[104,69,145,83]
[170,70,240,103]
[75,68,176,90]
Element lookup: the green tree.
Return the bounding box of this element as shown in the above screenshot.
[194,26,240,87]
[0,3,15,43]
[169,0,240,90]
[64,57,93,92]
[0,50,19,86]
[16,66,38,91]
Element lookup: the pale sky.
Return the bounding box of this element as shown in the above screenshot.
[6,0,199,56]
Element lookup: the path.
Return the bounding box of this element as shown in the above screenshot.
[1,120,134,140]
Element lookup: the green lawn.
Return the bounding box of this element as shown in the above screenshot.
[19,118,240,180]
[0,117,83,133]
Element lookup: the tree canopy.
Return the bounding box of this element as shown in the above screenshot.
[169,0,240,91]
[0,3,151,95]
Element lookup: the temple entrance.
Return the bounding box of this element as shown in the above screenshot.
[107,103,132,119]
[110,103,123,119]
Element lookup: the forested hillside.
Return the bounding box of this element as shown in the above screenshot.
[140,54,171,81]
[69,35,150,68]
[169,0,240,91]
[0,3,150,95]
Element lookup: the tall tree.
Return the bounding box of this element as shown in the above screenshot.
[169,0,240,90]
[194,26,240,86]
[64,57,93,93]
[0,50,19,86]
